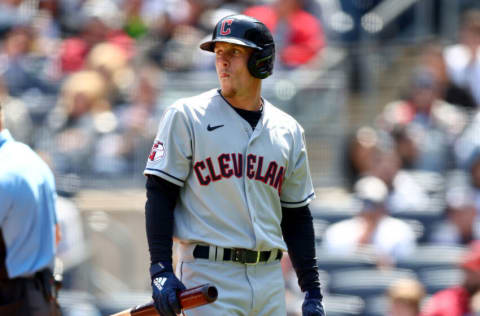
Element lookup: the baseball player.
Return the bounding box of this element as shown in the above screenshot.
[144,14,325,316]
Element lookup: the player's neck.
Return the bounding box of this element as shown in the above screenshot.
[221,87,262,111]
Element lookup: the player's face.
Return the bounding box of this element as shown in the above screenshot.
[214,42,256,98]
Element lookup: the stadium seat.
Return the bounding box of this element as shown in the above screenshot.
[310,195,360,224]
[393,208,444,243]
[363,295,388,316]
[315,250,377,273]
[328,268,417,298]
[417,267,464,294]
[323,294,365,316]
[396,244,468,271]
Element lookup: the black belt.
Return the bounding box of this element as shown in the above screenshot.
[0,268,59,311]
[193,245,282,265]
[0,269,58,300]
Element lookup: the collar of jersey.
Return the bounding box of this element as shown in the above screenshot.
[217,89,264,114]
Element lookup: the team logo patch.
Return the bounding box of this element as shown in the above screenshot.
[220,19,233,35]
[149,140,165,161]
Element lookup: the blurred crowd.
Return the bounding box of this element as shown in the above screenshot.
[294,5,480,316]
[0,0,326,313]
[3,0,480,315]
[0,0,326,194]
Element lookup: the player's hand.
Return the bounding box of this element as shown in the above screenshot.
[302,288,326,316]
[150,262,186,316]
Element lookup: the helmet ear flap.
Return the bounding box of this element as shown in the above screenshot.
[247,45,275,79]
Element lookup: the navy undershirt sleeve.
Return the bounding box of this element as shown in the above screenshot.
[145,175,180,265]
[281,205,322,297]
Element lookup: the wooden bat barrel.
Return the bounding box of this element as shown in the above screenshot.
[110,283,218,316]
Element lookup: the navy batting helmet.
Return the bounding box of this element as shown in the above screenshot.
[200,14,275,79]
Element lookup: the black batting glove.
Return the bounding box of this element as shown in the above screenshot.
[150,261,186,316]
[302,288,326,316]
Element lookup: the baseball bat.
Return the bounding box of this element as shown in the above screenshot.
[110,283,218,316]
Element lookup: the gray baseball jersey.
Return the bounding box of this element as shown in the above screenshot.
[144,88,315,251]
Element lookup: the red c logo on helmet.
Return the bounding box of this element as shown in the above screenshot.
[220,19,233,35]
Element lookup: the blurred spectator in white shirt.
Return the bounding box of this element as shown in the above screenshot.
[430,186,480,245]
[323,176,417,267]
[372,149,430,214]
[420,42,477,110]
[443,9,480,108]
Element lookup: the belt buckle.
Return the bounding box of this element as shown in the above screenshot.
[232,249,261,265]
[246,251,261,265]
[231,248,244,263]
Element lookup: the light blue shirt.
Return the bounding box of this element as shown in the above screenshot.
[0,129,57,278]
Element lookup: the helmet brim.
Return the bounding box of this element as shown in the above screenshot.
[200,37,262,52]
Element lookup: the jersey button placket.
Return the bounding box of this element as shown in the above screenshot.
[244,140,259,247]
[246,179,258,243]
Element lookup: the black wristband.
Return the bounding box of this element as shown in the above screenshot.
[150,261,174,278]
[305,287,322,300]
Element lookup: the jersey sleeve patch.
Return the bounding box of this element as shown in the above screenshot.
[144,106,192,185]
[148,140,166,162]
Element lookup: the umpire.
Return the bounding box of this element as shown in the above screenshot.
[0,103,61,315]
